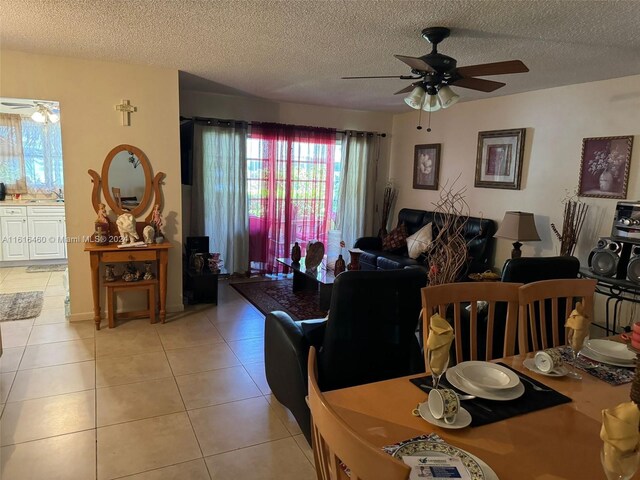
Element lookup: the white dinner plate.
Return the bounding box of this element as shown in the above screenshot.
[455,361,520,390]
[523,358,568,377]
[579,346,635,368]
[446,366,525,401]
[585,339,636,363]
[393,440,498,480]
[417,402,472,429]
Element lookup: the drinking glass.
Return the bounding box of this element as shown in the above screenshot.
[567,330,584,380]
[427,349,449,389]
[601,446,640,480]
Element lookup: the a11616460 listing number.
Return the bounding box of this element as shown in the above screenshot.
[1,235,95,244]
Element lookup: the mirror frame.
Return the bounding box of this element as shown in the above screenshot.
[101,144,152,217]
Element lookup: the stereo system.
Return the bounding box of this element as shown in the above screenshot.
[588,201,640,284]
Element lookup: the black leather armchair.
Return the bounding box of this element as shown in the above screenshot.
[264,268,427,442]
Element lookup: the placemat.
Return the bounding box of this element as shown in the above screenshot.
[556,345,635,386]
[410,363,572,427]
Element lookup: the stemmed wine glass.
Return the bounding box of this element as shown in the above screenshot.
[601,446,640,480]
[427,348,449,389]
[566,330,584,380]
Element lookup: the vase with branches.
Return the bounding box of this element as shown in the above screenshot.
[550,191,589,256]
[378,181,397,238]
[425,177,471,286]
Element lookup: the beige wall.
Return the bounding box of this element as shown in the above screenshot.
[180,90,394,240]
[0,50,183,320]
[389,75,640,269]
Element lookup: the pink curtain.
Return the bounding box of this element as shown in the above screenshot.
[248,123,336,274]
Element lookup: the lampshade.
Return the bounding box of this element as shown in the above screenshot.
[495,211,541,241]
[48,112,60,123]
[31,110,46,123]
[422,94,441,112]
[404,86,425,109]
[437,86,460,109]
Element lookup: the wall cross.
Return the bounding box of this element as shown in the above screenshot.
[115,99,137,126]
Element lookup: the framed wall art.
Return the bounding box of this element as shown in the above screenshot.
[577,136,634,199]
[413,143,441,190]
[474,128,526,190]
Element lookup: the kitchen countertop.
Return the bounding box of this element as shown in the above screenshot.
[0,200,65,207]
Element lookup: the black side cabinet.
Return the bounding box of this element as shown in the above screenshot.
[185,269,219,304]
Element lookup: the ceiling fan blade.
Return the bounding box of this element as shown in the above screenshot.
[1,102,32,108]
[394,85,417,95]
[342,75,421,80]
[456,60,529,78]
[394,55,435,73]
[451,77,506,92]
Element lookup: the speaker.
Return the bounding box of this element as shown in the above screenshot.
[627,245,640,283]
[588,238,622,277]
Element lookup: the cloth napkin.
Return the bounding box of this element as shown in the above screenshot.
[565,301,590,351]
[427,313,453,375]
[600,402,640,475]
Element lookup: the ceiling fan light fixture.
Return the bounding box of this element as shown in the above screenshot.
[422,94,441,112]
[437,86,460,109]
[404,86,425,109]
[48,112,60,123]
[31,109,47,123]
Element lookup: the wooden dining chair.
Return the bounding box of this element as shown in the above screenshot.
[421,282,522,364]
[518,278,597,353]
[308,346,410,480]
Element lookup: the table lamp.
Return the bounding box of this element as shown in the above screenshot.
[495,211,541,258]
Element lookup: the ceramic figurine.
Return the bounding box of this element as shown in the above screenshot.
[104,264,116,282]
[334,254,346,275]
[94,225,108,246]
[291,242,301,263]
[143,262,155,280]
[143,225,155,244]
[150,205,165,235]
[116,213,139,245]
[122,262,141,282]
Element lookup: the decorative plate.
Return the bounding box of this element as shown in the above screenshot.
[580,346,635,368]
[392,440,485,480]
[305,242,325,270]
[456,361,520,390]
[585,339,636,363]
[446,367,525,401]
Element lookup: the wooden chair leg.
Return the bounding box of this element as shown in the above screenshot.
[107,287,115,328]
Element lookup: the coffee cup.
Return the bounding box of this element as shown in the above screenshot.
[534,349,564,373]
[428,388,459,424]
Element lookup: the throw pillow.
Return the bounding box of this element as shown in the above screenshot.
[406,222,433,259]
[382,223,408,251]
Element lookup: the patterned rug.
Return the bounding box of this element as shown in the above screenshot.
[231,278,328,320]
[26,264,67,273]
[0,291,44,321]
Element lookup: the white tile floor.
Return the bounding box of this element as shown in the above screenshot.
[0,268,315,479]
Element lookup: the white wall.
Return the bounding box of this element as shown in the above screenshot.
[389,75,640,269]
[180,90,394,241]
[1,50,183,320]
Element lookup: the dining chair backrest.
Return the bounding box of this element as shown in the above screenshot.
[308,347,410,480]
[421,282,522,364]
[518,278,597,353]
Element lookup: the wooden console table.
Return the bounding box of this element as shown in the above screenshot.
[84,242,172,330]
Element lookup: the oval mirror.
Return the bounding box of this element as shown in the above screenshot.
[102,144,152,217]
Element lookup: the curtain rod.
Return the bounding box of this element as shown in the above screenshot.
[181,116,386,138]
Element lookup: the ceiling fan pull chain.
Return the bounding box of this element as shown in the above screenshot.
[427,109,432,133]
[416,106,423,130]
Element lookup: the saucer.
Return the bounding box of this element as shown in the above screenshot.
[523,358,568,377]
[417,402,472,429]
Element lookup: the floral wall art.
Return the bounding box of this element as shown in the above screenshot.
[413,143,441,190]
[578,136,634,199]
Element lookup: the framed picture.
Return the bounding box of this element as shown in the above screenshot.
[413,143,441,190]
[578,136,634,199]
[474,128,526,189]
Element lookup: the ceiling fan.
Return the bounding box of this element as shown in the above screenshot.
[0,101,60,123]
[342,27,529,111]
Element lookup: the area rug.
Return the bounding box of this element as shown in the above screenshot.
[231,278,327,320]
[26,264,67,273]
[0,291,44,321]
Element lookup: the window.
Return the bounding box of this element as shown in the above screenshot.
[0,113,64,193]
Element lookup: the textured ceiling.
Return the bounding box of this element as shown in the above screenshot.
[3,1,640,112]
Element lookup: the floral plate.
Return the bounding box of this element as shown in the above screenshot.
[392,440,498,480]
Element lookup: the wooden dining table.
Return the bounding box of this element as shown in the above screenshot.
[323,352,636,480]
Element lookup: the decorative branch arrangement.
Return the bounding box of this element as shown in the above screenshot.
[551,192,589,256]
[426,176,471,286]
[379,181,398,237]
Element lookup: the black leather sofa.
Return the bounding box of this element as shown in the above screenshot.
[264,268,427,442]
[354,208,496,274]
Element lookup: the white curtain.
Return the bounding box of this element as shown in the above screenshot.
[0,113,26,192]
[336,132,380,249]
[193,122,249,275]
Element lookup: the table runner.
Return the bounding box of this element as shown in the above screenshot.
[556,345,635,386]
[410,363,571,427]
